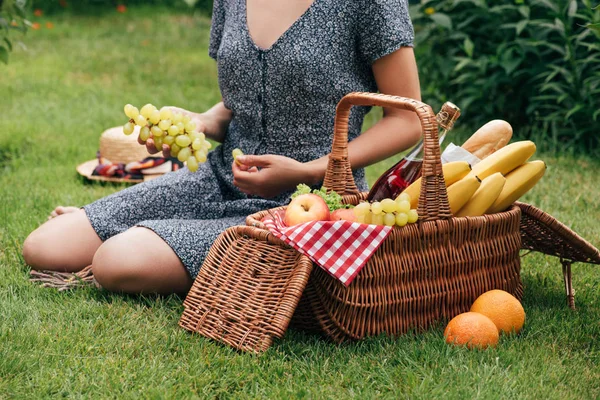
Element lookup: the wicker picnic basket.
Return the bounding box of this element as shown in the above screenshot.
[243,92,523,343]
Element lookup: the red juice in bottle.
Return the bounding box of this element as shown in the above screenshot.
[367,102,461,202]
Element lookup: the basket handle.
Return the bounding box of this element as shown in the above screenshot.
[322,92,452,221]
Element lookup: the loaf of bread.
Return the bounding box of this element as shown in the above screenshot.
[461,120,513,160]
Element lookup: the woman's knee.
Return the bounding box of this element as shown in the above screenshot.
[91,227,190,294]
[22,229,43,269]
[22,210,100,272]
[91,234,141,292]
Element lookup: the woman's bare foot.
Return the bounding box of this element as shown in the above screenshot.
[48,206,80,220]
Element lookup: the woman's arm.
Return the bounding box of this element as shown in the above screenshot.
[233,47,423,197]
[303,47,423,184]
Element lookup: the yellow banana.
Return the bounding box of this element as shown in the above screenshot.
[400,161,471,208]
[456,172,506,217]
[447,174,482,215]
[467,140,536,180]
[487,160,546,213]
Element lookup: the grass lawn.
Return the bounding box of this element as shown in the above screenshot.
[1,6,599,399]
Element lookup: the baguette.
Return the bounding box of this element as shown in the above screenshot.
[462,120,513,160]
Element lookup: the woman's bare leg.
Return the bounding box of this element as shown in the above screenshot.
[92,227,193,295]
[23,209,102,272]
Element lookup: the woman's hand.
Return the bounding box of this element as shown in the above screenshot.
[232,154,317,199]
[138,107,208,158]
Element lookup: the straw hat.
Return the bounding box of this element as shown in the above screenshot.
[76,126,171,183]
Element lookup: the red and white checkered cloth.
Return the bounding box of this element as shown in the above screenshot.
[262,211,392,286]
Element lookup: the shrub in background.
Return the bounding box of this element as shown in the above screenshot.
[0,0,28,64]
[411,0,600,153]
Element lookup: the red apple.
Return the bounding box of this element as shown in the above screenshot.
[284,194,331,226]
[330,208,356,222]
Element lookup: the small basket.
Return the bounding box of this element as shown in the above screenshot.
[246,92,524,343]
[179,225,313,353]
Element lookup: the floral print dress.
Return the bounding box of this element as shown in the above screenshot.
[83,0,414,278]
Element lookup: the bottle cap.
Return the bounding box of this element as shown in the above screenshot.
[436,102,461,130]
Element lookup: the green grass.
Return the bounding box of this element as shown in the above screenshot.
[1,6,600,399]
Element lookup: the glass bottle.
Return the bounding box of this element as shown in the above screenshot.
[366,102,461,202]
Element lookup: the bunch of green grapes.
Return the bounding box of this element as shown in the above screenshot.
[353,193,419,227]
[122,103,212,172]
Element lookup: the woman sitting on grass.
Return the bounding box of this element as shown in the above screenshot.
[22,0,422,294]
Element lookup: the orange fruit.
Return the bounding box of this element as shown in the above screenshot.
[444,312,499,349]
[470,289,525,335]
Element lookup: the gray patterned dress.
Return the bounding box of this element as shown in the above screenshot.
[83,0,414,278]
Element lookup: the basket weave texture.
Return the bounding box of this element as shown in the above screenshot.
[179,225,313,353]
[245,92,525,343]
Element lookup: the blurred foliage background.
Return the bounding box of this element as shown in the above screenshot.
[3,0,600,154]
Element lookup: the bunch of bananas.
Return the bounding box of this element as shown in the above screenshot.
[400,141,545,217]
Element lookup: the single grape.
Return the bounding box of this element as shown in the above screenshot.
[168,125,180,136]
[172,112,183,125]
[381,198,398,213]
[194,150,207,163]
[124,104,134,118]
[135,115,147,127]
[149,110,161,125]
[232,148,244,158]
[140,104,156,119]
[182,114,191,124]
[407,209,419,224]
[170,143,181,157]
[153,136,163,150]
[397,200,411,214]
[163,135,175,146]
[353,202,371,217]
[395,212,408,227]
[159,108,172,121]
[356,214,366,224]
[383,213,396,226]
[175,135,192,148]
[396,192,411,204]
[128,106,140,120]
[122,122,135,135]
[364,212,372,225]
[175,122,184,132]
[158,119,171,131]
[185,121,197,133]
[204,140,212,149]
[187,155,199,172]
[371,202,383,215]
[150,125,163,138]
[371,213,384,226]
[192,138,203,150]
[139,126,150,141]
[177,147,192,163]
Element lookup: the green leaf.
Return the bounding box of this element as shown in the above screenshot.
[587,23,600,33]
[453,57,472,72]
[565,104,584,120]
[516,20,528,35]
[4,38,11,51]
[463,37,474,57]
[0,46,8,64]
[554,18,566,36]
[518,6,530,19]
[430,13,453,30]
[567,0,578,17]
